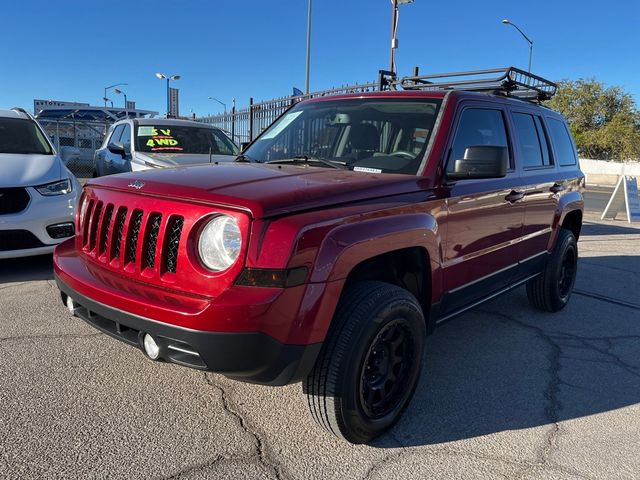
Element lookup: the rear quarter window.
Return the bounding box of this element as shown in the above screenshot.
[546,118,577,166]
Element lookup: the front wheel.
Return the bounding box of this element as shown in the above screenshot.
[304,281,425,444]
[526,228,578,312]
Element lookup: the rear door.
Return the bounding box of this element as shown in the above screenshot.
[442,104,525,312]
[510,108,558,272]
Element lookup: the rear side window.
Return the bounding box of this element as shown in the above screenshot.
[449,108,509,172]
[512,112,551,168]
[547,118,577,166]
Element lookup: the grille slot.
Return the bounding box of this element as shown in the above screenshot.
[163,216,184,274]
[142,213,162,269]
[111,207,127,261]
[82,200,94,247]
[99,205,113,256]
[0,188,30,215]
[126,210,143,265]
[88,202,103,251]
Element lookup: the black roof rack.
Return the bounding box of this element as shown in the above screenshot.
[394,67,557,102]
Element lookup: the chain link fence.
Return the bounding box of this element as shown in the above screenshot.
[199,81,379,145]
[38,119,107,179]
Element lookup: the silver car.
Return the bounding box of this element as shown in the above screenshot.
[93,118,238,176]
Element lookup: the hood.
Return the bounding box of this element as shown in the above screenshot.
[0,153,62,187]
[87,163,433,219]
[136,152,235,167]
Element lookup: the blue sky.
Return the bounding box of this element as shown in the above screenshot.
[1,0,638,116]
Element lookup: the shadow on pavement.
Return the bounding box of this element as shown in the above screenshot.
[581,221,640,236]
[0,255,54,284]
[374,251,640,448]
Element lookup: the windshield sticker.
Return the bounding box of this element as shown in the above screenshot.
[137,126,155,136]
[141,128,184,151]
[261,111,303,139]
[353,166,382,174]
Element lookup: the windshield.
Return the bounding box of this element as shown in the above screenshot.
[135,125,238,155]
[244,98,441,175]
[0,117,53,155]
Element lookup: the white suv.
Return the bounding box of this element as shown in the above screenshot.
[0,108,81,259]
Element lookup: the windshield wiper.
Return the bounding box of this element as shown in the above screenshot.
[265,155,346,170]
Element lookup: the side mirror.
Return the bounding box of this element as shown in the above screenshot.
[447,145,508,180]
[107,141,126,157]
[240,142,250,152]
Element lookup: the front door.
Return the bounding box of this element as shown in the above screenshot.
[442,106,525,313]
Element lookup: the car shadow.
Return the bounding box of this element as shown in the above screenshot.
[372,256,640,448]
[0,255,54,284]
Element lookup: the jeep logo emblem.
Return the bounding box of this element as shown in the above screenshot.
[128,180,145,190]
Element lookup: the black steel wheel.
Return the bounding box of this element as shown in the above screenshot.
[304,281,425,444]
[527,228,578,312]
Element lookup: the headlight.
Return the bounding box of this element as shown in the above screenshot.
[35,179,72,196]
[198,215,242,271]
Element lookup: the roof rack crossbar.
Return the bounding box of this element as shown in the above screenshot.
[398,67,557,101]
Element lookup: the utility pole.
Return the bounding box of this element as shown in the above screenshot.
[305,0,312,94]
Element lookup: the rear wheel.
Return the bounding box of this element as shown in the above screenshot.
[304,281,425,444]
[526,228,578,312]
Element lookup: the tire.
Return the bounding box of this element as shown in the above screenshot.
[304,281,425,444]
[526,228,578,312]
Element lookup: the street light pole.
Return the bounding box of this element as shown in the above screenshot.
[104,83,127,107]
[305,0,312,94]
[156,73,181,117]
[502,19,533,72]
[208,97,227,113]
[389,0,414,74]
[115,89,128,116]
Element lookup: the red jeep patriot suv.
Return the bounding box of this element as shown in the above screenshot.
[55,68,584,443]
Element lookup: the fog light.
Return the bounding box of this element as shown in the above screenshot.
[47,222,75,239]
[143,334,160,360]
[66,296,77,316]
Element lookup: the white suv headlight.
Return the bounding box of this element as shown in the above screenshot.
[35,179,72,196]
[198,215,242,271]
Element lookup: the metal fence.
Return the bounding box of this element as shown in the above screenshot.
[199,81,379,145]
[39,119,107,179]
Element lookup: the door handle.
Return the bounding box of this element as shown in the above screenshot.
[550,183,566,193]
[505,190,525,203]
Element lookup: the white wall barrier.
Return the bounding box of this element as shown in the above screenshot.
[580,159,640,186]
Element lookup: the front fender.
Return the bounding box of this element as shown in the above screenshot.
[310,213,443,292]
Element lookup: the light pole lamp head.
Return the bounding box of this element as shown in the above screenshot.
[501,19,511,24]
[397,0,414,4]
[114,89,123,95]
[102,97,110,103]
[155,73,166,80]
[170,75,181,81]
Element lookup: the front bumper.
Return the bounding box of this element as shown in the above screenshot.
[0,186,78,259]
[56,273,322,386]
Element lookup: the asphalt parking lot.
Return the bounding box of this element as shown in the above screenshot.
[1,188,639,480]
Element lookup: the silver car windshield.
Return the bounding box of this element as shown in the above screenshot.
[0,118,53,155]
[135,125,238,155]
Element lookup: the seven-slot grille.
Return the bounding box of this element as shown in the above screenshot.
[81,198,183,274]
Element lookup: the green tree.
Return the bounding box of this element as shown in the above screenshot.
[546,79,640,161]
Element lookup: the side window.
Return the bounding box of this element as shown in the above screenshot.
[547,118,577,166]
[109,125,124,146]
[211,130,238,155]
[119,124,132,152]
[449,108,509,172]
[512,112,547,168]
